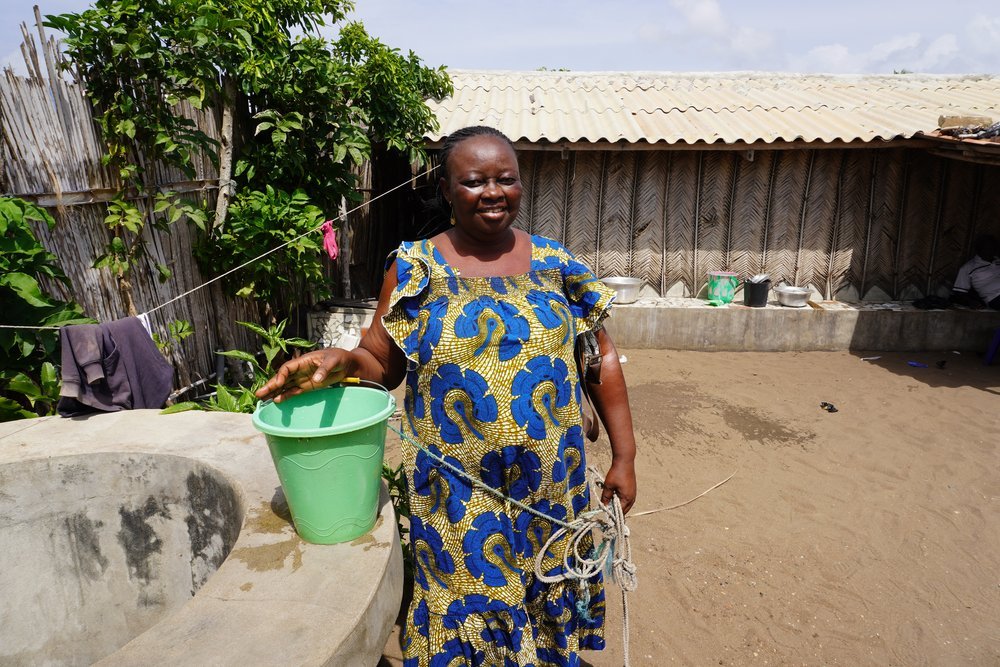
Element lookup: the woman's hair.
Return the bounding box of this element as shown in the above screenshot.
[438,125,516,180]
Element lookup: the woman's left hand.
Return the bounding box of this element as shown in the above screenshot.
[601,459,636,514]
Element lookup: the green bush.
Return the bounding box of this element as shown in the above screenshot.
[194,187,326,313]
[0,198,93,421]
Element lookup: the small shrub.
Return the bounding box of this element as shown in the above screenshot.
[0,198,92,421]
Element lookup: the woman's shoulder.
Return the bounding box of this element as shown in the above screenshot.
[530,233,567,253]
[529,234,574,264]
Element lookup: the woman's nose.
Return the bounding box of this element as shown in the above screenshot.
[482,179,503,197]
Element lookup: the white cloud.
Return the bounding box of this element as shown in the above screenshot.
[966,15,1000,55]
[793,31,965,73]
[868,33,922,64]
[669,0,726,37]
[650,0,775,65]
[912,34,959,71]
[730,26,773,58]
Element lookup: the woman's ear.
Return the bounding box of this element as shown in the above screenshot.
[438,176,450,205]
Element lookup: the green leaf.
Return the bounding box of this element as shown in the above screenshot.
[155,263,172,282]
[160,401,201,414]
[236,320,269,338]
[40,362,58,395]
[6,373,41,406]
[118,119,136,139]
[218,349,256,364]
[0,396,37,422]
[212,384,240,413]
[0,273,50,307]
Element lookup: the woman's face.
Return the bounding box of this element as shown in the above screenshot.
[440,135,522,242]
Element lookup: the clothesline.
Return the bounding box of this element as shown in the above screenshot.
[3,164,440,328]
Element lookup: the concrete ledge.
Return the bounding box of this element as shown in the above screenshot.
[0,411,402,667]
[604,298,1000,351]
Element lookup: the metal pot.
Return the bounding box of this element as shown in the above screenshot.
[601,276,643,304]
[774,285,810,308]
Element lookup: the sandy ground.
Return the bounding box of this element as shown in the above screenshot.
[379,349,1000,666]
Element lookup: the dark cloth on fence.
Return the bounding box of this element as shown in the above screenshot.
[58,317,174,417]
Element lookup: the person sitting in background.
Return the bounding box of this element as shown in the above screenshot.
[951,234,1000,310]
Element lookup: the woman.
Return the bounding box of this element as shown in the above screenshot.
[256,125,637,666]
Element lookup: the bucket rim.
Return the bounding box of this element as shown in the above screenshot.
[251,385,396,438]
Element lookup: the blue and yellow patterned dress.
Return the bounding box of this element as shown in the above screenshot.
[382,235,616,667]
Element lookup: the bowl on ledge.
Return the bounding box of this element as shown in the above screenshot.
[601,276,643,304]
[774,285,810,307]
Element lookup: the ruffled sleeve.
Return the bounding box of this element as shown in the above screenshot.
[560,247,616,334]
[381,241,431,362]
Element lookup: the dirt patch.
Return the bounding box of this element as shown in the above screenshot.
[382,349,1000,665]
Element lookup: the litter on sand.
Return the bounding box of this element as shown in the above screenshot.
[860,356,882,361]
[820,401,839,413]
[907,361,929,368]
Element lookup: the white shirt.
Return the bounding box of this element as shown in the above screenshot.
[953,255,1000,303]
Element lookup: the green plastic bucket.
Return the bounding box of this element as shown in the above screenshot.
[251,385,395,544]
[706,271,739,304]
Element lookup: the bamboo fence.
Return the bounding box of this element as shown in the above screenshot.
[1,15,257,387]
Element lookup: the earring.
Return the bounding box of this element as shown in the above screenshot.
[449,210,456,226]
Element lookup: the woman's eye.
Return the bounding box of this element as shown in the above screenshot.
[462,180,483,187]
[499,178,517,186]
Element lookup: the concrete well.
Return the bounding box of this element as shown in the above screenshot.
[0,410,402,667]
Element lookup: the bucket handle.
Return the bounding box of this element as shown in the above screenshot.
[254,376,391,413]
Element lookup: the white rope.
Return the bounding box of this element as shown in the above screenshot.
[146,164,439,315]
[534,466,637,667]
[0,325,64,330]
[3,165,441,329]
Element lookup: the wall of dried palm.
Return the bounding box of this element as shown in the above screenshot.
[1,30,257,387]
[506,147,1000,301]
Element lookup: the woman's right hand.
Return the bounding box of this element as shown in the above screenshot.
[254,348,356,403]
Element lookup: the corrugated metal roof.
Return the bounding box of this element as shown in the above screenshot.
[426,71,1000,145]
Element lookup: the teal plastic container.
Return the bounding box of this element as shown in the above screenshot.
[251,385,395,544]
[706,271,739,304]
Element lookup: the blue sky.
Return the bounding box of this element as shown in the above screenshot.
[4,1,999,75]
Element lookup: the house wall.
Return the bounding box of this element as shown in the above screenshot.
[511,147,1000,301]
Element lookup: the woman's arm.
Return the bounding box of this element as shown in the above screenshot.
[255,261,407,402]
[586,327,637,513]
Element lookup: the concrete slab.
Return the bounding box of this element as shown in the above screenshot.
[603,298,1000,352]
[0,410,402,667]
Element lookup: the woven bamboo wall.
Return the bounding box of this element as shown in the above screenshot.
[515,147,1000,301]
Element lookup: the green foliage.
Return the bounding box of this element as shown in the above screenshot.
[48,1,451,315]
[382,460,413,572]
[89,193,206,294]
[152,319,194,356]
[195,187,327,308]
[163,318,313,415]
[0,198,93,421]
